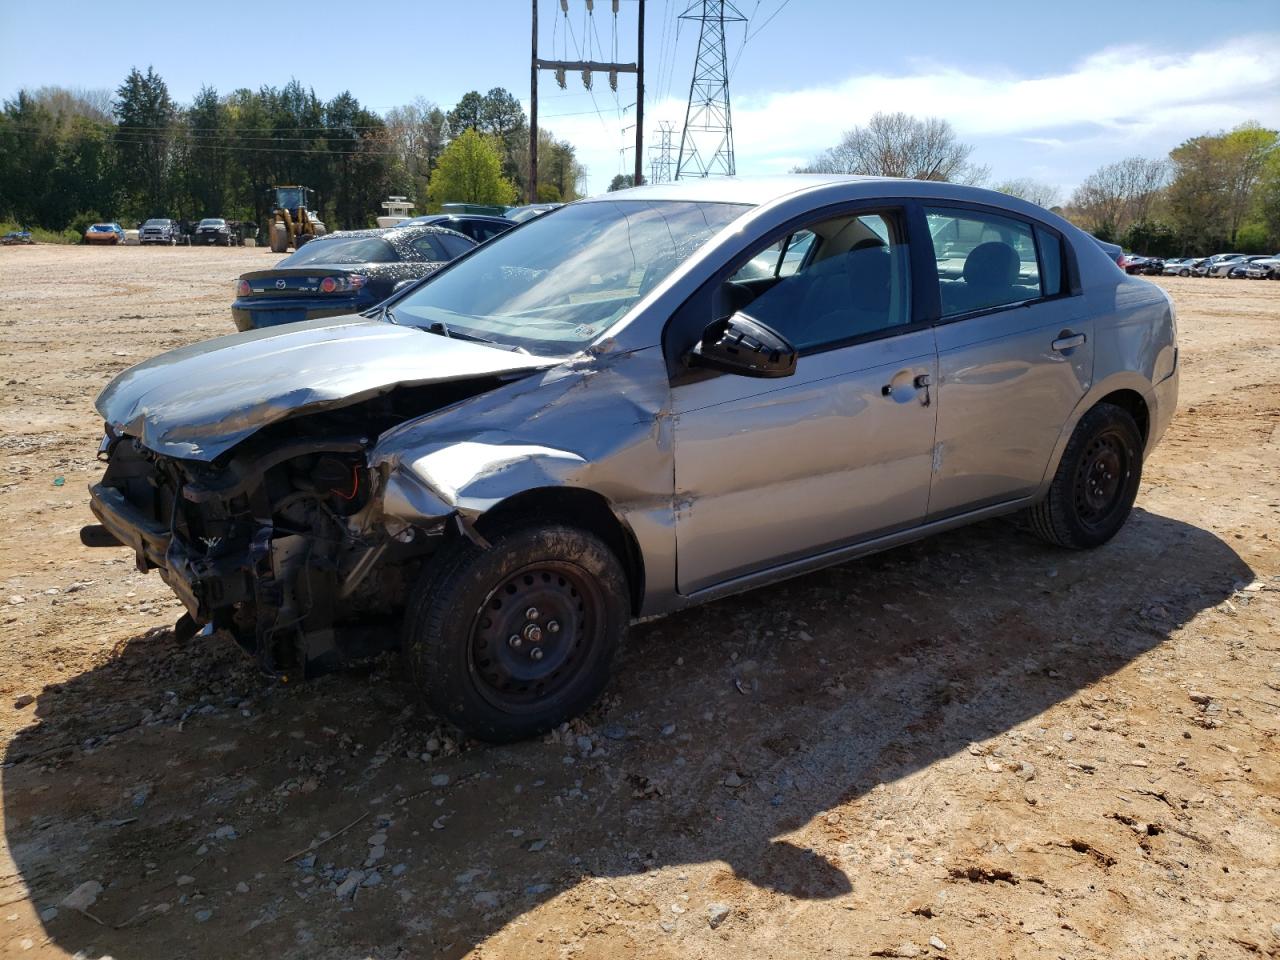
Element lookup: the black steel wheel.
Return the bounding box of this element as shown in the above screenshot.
[403,523,628,742]
[1026,402,1143,549]
[469,561,605,713]
[1072,429,1131,534]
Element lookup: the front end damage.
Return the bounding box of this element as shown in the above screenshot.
[84,319,677,680]
[86,383,505,678]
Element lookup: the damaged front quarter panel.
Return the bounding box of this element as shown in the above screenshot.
[370,346,679,613]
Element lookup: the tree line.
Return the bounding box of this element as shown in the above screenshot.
[800,113,1280,255]
[0,69,585,236]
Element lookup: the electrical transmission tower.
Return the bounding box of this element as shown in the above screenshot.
[649,120,675,183]
[675,0,745,179]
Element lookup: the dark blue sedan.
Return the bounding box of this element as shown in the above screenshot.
[232,225,476,331]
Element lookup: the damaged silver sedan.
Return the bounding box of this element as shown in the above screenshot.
[83,175,1179,741]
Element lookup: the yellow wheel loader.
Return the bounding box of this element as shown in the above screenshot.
[266,186,327,253]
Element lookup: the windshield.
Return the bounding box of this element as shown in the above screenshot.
[277,187,305,210]
[199,219,224,227]
[143,219,169,227]
[281,236,396,266]
[393,199,748,353]
[90,224,116,231]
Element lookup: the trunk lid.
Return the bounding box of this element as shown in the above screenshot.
[238,267,360,299]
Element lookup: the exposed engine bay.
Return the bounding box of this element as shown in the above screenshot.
[88,380,506,677]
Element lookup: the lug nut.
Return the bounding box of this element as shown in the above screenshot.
[524,623,543,643]
[547,620,560,633]
[508,635,522,649]
[530,647,544,661]
[525,607,539,620]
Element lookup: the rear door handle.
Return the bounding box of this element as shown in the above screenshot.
[1052,332,1086,352]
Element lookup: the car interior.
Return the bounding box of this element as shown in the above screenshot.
[719,213,910,352]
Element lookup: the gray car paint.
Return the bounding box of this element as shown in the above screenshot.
[97,315,552,460]
[94,174,1178,622]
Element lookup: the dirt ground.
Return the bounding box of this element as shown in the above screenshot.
[0,244,1276,959]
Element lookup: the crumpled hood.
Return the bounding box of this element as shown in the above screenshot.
[97,315,553,461]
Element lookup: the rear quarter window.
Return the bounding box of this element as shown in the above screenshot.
[1035,225,1064,297]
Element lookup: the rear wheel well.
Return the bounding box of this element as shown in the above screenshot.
[1096,389,1149,445]
[475,488,645,616]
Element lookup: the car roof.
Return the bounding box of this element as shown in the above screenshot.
[589,174,887,206]
[408,214,512,225]
[319,224,474,243]
[587,174,1078,227]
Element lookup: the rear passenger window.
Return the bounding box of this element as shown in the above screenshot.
[438,234,474,258]
[410,235,448,261]
[1035,225,1064,297]
[925,208,1042,317]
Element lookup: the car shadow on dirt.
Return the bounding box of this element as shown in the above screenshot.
[3,508,1252,957]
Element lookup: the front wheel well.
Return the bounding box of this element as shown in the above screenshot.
[475,487,645,616]
[1095,389,1150,445]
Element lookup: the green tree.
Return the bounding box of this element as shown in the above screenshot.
[1167,123,1278,248]
[608,173,635,192]
[426,129,517,207]
[325,91,393,229]
[1258,149,1280,248]
[448,88,529,190]
[183,86,230,218]
[387,97,448,204]
[114,67,177,217]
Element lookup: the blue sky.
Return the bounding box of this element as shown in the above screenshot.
[2,0,1277,196]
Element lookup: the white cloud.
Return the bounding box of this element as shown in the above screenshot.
[542,34,1280,195]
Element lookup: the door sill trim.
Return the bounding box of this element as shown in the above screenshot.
[681,496,1035,605]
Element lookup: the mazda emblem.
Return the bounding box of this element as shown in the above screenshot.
[276,279,287,289]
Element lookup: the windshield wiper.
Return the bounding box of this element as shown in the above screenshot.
[424,319,497,346]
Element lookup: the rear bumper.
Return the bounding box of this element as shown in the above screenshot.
[1150,363,1179,452]
[231,297,370,332]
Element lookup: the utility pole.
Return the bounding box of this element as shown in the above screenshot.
[530,0,645,201]
[529,0,539,203]
[676,0,745,179]
[634,0,644,188]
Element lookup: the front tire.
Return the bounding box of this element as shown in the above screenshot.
[403,523,628,742]
[1026,403,1143,549]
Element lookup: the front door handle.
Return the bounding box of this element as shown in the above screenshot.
[1052,332,1086,352]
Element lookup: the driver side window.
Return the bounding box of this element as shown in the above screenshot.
[720,211,911,353]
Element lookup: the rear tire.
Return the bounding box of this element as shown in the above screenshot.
[270,224,288,253]
[402,523,628,743]
[1026,402,1143,549]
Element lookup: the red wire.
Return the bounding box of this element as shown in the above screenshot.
[335,466,360,501]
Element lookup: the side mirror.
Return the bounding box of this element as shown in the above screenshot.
[687,312,797,378]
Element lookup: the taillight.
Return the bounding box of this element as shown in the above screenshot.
[319,274,365,294]
[236,279,251,297]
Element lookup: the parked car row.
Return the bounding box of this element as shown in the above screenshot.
[1116,252,1280,280]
